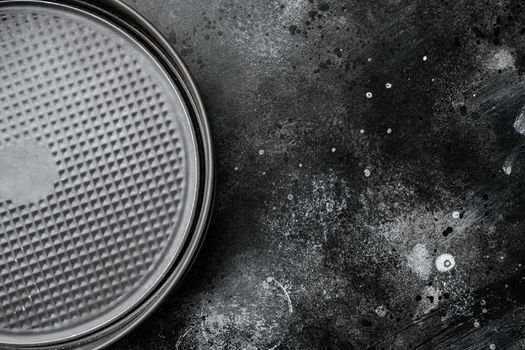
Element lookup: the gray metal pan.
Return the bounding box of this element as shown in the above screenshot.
[0,0,214,348]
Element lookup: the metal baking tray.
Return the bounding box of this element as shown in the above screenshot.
[0,0,214,348]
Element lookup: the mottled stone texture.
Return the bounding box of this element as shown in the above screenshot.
[112,0,525,349]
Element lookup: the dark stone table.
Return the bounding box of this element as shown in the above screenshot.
[112,0,525,348]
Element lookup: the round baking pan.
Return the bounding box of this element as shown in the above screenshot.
[0,0,214,348]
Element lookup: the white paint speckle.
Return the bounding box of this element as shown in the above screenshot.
[366,92,373,99]
[331,147,336,153]
[490,344,496,350]
[234,166,239,171]
[487,48,515,70]
[513,104,525,136]
[287,194,294,201]
[367,57,372,62]
[364,169,371,177]
[375,305,387,317]
[502,157,513,175]
[360,129,365,134]
[385,83,392,89]
[259,149,265,155]
[474,320,480,328]
[435,253,456,272]
[386,128,392,134]
[407,243,432,280]
[299,163,303,168]
[452,211,460,219]
[423,56,428,61]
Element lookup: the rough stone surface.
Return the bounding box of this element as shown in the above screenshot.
[111,0,525,349]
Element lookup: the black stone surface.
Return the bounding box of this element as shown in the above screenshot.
[111,0,525,349]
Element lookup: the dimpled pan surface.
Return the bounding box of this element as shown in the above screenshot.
[0,0,212,348]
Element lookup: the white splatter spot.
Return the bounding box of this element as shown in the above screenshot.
[452,211,460,219]
[367,57,372,62]
[331,147,336,153]
[360,129,365,134]
[259,149,265,155]
[366,92,373,99]
[502,157,512,175]
[490,344,496,350]
[299,163,303,168]
[487,48,515,70]
[262,171,266,175]
[385,83,392,89]
[325,199,335,213]
[364,169,371,177]
[435,253,456,272]
[423,56,428,61]
[407,243,432,280]
[234,166,239,171]
[513,105,525,136]
[474,320,480,328]
[287,194,294,200]
[386,128,392,134]
[375,305,387,317]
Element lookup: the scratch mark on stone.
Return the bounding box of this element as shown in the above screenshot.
[268,277,293,315]
[268,340,283,350]
[175,326,193,350]
[200,304,209,344]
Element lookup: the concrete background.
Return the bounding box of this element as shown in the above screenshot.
[111,0,525,349]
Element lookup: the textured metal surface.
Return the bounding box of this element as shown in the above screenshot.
[0,1,198,345]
